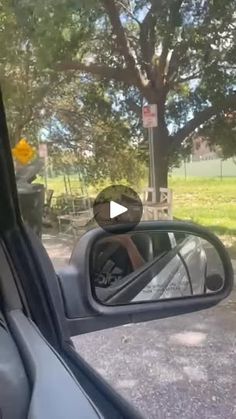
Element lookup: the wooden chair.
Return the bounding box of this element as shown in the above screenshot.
[43,189,54,222]
[142,187,173,221]
[45,189,54,208]
[57,194,93,237]
[160,187,173,220]
[142,187,156,203]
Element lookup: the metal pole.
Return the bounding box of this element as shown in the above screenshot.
[148,128,153,188]
[44,155,48,193]
[148,127,156,202]
[220,159,223,181]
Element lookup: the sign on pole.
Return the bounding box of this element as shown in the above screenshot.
[142,105,157,202]
[38,143,48,159]
[38,143,48,192]
[12,139,36,165]
[142,104,158,128]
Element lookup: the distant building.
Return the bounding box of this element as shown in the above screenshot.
[191,137,221,161]
[190,111,236,161]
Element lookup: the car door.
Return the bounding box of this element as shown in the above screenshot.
[0,87,233,419]
[0,89,143,419]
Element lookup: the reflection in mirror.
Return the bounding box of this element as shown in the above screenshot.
[90,230,225,305]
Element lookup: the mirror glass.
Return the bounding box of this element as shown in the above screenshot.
[90,230,225,305]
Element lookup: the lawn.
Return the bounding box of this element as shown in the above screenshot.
[169,177,236,258]
[41,175,236,257]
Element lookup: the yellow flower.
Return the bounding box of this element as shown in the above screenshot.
[12,139,36,165]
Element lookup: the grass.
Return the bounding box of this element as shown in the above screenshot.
[169,177,236,258]
[39,175,236,258]
[38,176,134,198]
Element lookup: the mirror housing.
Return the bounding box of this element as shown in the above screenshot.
[57,221,234,336]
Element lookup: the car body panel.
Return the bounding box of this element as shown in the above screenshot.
[132,235,207,302]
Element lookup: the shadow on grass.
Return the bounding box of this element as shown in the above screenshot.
[174,218,236,258]
[207,226,236,259]
[202,226,236,259]
[205,225,236,236]
[174,218,236,236]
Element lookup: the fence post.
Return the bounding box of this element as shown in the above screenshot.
[184,159,187,180]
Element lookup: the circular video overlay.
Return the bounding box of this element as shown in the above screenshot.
[93,185,143,233]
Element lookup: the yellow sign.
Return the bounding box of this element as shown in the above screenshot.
[12,139,36,165]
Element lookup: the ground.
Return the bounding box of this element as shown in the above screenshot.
[44,233,236,419]
[73,293,236,419]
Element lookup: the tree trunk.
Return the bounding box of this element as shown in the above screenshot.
[151,126,169,202]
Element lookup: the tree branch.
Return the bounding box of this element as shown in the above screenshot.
[101,0,136,69]
[172,92,236,146]
[56,61,133,85]
[159,0,184,79]
[117,1,141,25]
[126,98,142,117]
[101,0,148,93]
[175,70,202,84]
[139,3,160,79]
[166,41,188,83]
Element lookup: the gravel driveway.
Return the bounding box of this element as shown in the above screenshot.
[44,233,236,419]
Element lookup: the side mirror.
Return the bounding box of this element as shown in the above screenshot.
[90,230,228,305]
[57,221,234,336]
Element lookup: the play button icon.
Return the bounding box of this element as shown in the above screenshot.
[110,201,128,219]
[93,185,143,233]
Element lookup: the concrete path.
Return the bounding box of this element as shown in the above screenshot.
[43,233,74,268]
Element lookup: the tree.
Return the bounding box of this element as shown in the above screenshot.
[0,0,66,145]
[43,78,146,186]
[6,0,236,197]
[199,111,236,158]
[56,0,235,197]
[1,0,145,185]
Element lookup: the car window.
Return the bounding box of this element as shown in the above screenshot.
[0,0,234,261]
[1,1,235,417]
[174,232,187,244]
